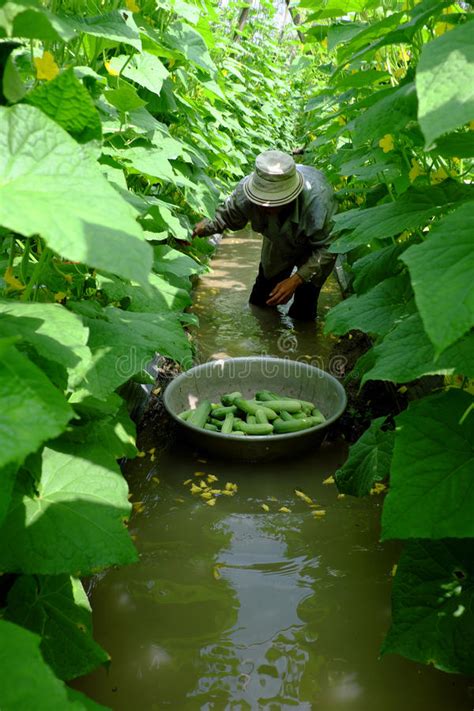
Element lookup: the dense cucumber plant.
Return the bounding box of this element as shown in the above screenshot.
[295,0,474,675]
[0,0,300,705]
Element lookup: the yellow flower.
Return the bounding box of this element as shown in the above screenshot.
[105,61,119,77]
[206,498,216,506]
[190,484,201,495]
[323,475,335,485]
[408,159,425,182]
[370,482,387,495]
[391,564,398,577]
[200,492,213,500]
[3,266,25,291]
[53,291,67,302]
[126,0,140,11]
[261,504,270,512]
[469,121,474,131]
[183,479,192,485]
[378,134,394,153]
[312,510,326,517]
[430,167,449,184]
[434,21,454,36]
[34,51,59,80]
[321,38,328,49]
[338,116,346,126]
[337,493,345,500]
[278,506,291,513]
[206,474,218,483]
[152,477,160,485]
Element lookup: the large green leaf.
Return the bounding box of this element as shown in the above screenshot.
[324,274,414,337]
[335,417,394,496]
[68,303,191,400]
[382,389,474,540]
[154,244,203,278]
[0,105,152,285]
[25,67,102,143]
[416,22,474,146]
[361,313,474,385]
[0,0,75,41]
[0,620,108,710]
[0,300,93,391]
[0,341,73,471]
[164,22,216,75]
[107,52,168,96]
[401,202,474,354]
[382,540,474,675]
[434,131,474,158]
[62,9,141,50]
[0,443,137,574]
[96,272,191,312]
[353,83,417,146]
[6,575,109,681]
[330,182,474,253]
[352,242,410,294]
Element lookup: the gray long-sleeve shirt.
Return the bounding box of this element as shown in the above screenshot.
[200,165,337,282]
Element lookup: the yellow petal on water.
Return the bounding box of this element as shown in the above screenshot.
[199,480,208,489]
[398,385,408,393]
[323,475,335,485]
[148,447,156,455]
[194,470,207,477]
[206,474,218,483]
[225,482,237,492]
[269,496,278,502]
[391,564,398,577]
[136,451,146,458]
[210,489,221,495]
[261,504,270,512]
[152,477,160,485]
[378,134,394,153]
[212,565,222,580]
[175,497,185,503]
[34,51,60,80]
[152,387,161,396]
[190,484,201,495]
[206,498,217,506]
[201,492,213,500]
[126,0,140,11]
[221,490,234,496]
[197,458,207,463]
[337,493,345,500]
[183,479,192,486]
[3,266,25,291]
[312,510,326,517]
[279,506,291,513]
[105,60,119,76]
[150,454,156,462]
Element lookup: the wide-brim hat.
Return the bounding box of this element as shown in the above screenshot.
[243,150,304,207]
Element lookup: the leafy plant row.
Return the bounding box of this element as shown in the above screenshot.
[0,0,297,706]
[296,0,473,674]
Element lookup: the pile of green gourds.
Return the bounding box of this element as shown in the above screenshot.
[178,390,326,436]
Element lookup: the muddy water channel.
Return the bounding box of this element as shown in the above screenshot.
[76,231,472,710]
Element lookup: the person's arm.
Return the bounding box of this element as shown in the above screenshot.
[295,179,338,283]
[193,183,249,237]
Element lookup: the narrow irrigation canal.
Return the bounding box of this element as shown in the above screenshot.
[75,231,472,710]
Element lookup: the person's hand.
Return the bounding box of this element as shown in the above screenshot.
[266,274,304,306]
[192,219,208,237]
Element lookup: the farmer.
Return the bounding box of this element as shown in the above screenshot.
[192,150,337,321]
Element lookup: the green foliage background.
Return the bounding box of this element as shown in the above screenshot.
[0,0,473,704]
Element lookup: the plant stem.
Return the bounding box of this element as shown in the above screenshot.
[21,246,51,302]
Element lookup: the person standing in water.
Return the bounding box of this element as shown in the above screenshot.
[192,150,337,321]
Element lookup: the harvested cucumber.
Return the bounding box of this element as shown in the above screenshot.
[178,409,192,420]
[255,390,279,402]
[188,400,212,428]
[221,391,242,406]
[212,405,238,419]
[233,398,278,420]
[261,399,302,413]
[279,410,293,422]
[273,416,321,434]
[234,421,274,435]
[255,407,269,424]
[311,408,326,423]
[204,423,219,432]
[221,412,235,434]
[247,414,257,424]
[210,417,223,427]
